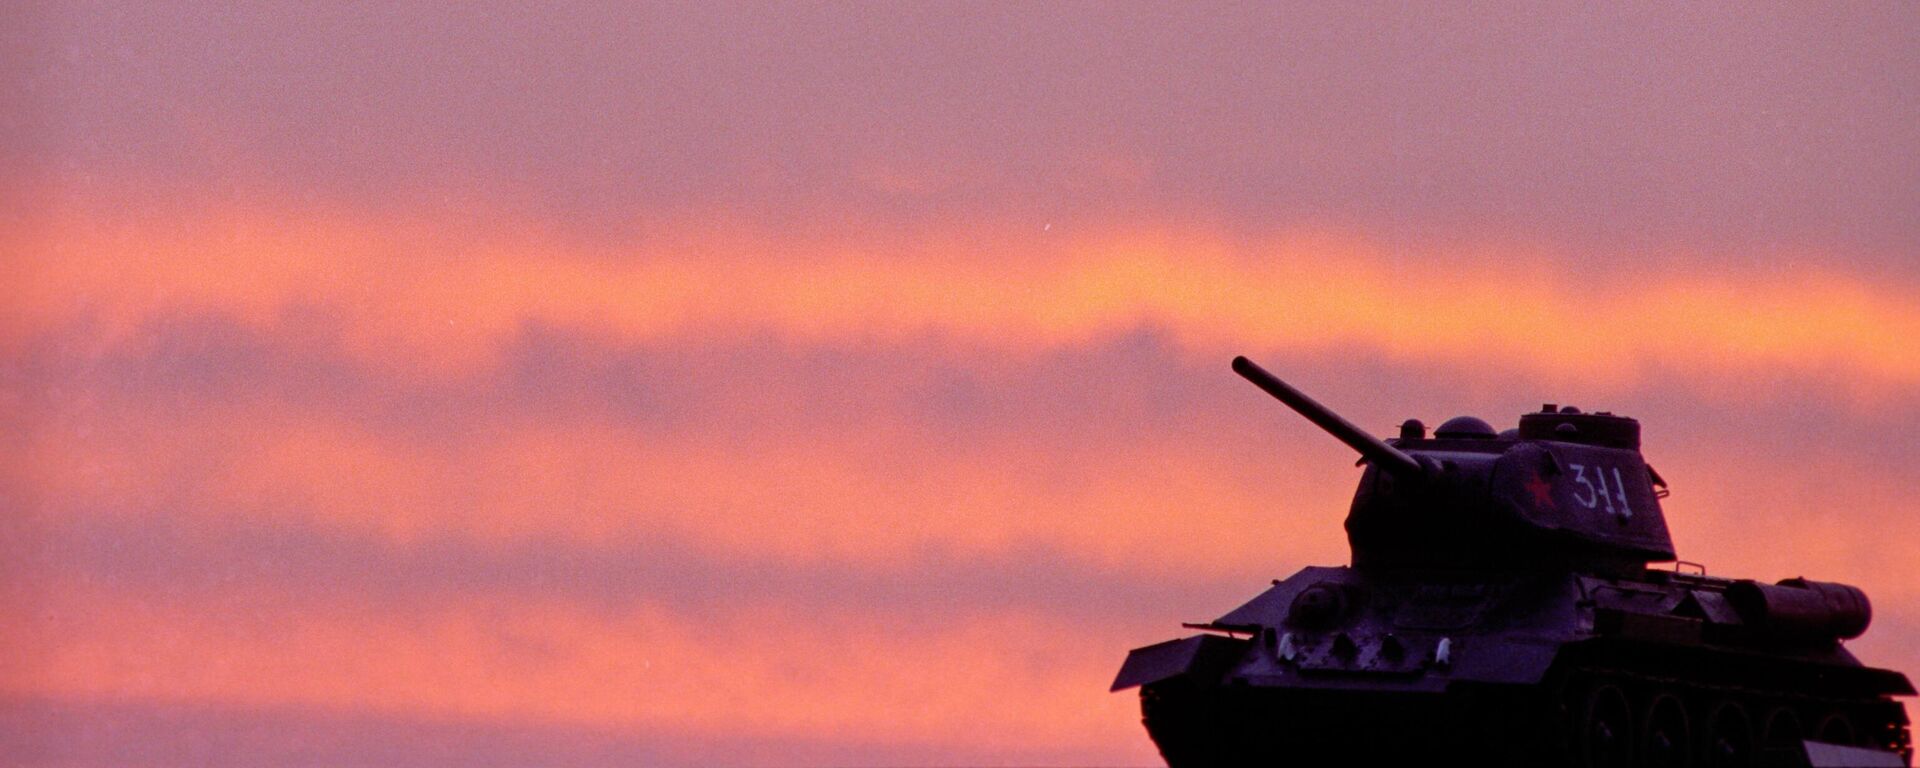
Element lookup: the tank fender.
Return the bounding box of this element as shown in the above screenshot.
[1803,739,1908,767]
[1214,566,1352,627]
[1111,634,1249,692]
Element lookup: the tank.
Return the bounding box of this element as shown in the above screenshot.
[1113,356,1914,767]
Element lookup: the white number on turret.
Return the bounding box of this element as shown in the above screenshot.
[1610,467,1632,518]
[1568,463,1634,520]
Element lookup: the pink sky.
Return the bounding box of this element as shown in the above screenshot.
[6,3,1920,766]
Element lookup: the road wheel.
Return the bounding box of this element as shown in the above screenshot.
[1641,691,1692,768]
[1814,711,1857,746]
[1581,681,1634,768]
[1756,706,1802,768]
[1704,700,1754,768]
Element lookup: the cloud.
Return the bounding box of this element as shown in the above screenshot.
[12,7,1920,760]
[1,692,1145,768]
[8,582,1155,761]
[16,203,1920,396]
[13,4,1920,260]
[19,307,1920,572]
[12,298,1920,764]
[9,508,1254,631]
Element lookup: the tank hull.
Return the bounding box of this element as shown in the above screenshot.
[1121,360,1916,765]
[1119,566,1914,767]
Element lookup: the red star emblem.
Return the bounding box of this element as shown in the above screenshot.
[1524,471,1557,509]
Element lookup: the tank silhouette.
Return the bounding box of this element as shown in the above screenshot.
[1113,356,1913,767]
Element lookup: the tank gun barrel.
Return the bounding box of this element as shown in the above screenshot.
[1231,356,1423,480]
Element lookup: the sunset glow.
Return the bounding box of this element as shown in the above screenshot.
[8,4,1920,766]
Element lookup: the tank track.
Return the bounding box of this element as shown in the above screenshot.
[1139,679,1544,767]
[1140,653,1910,767]
[1543,662,1911,767]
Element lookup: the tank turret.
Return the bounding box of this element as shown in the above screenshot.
[1232,355,1674,573]
[1113,357,1913,767]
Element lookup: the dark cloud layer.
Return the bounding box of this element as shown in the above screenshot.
[7,507,1249,633]
[13,3,1920,266]
[24,310,1920,471]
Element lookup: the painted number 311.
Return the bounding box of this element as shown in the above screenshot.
[1567,463,1633,520]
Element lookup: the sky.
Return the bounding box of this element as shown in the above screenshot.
[5,3,1920,766]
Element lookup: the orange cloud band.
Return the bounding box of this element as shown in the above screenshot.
[12,202,1920,395]
[5,582,1158,765]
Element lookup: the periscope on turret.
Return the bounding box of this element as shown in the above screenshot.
[1113,356,1914,768]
